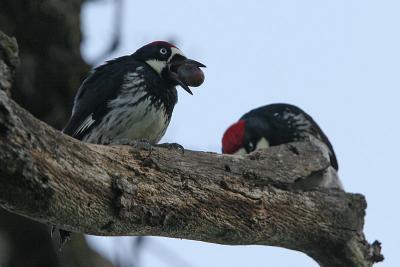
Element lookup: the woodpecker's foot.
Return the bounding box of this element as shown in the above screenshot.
[51,226,72,249]
[106,138,153,152]
[155,142,185,154]
[131,139,153,152]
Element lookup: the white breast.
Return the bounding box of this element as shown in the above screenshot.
[112,97,169,143]
[82,68,170,144]
[83,96,169,144]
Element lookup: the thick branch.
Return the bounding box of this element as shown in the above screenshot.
[0,91,383,267]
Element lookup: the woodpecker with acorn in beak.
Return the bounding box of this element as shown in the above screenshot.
[54,41,205,245]
[63,41,205,145]
[222,103,343,190]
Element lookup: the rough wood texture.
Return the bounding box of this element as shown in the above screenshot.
[0,31,19,96]
[0,90,383,267]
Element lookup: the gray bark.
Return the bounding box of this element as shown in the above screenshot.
[0,28,114,267]
[0,89,383,266]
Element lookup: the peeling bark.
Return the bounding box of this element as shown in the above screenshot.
[0,89,383,267]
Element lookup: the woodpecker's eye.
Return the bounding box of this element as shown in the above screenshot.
[247,142,255,152]
[160,48,168,55]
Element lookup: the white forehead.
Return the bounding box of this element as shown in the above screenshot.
[169,47,185,61]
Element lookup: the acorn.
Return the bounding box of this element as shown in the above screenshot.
[177,64,205,87]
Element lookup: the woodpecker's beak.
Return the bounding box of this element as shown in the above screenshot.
[168,56,206,95]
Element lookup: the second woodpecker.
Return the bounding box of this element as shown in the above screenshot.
[222,103,343,190]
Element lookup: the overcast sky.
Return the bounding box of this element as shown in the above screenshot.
[82,1,399,266]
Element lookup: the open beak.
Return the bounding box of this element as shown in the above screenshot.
[168,56,206,95]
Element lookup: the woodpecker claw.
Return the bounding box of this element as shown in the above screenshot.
[156,142,185,154]
[106,138,152,151]
[131,139,153,152]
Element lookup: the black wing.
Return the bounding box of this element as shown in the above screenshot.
[63,56,141,140]
[242,103,339,170]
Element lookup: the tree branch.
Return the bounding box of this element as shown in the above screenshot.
[0,91,383,267]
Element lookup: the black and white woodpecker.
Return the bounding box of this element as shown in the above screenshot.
[55,41,205,245]
[63,41,205,145]
[221,103,343,190]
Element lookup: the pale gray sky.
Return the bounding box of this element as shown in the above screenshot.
[82,1,400,266]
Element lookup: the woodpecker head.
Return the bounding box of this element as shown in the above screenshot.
[133,41,205,94]
[222,118,271,155]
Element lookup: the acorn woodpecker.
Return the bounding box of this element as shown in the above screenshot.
[55,41,205,245]
[222,103,343,190]
[63,41,205,145]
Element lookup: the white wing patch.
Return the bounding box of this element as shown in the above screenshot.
[74,114,95,136]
